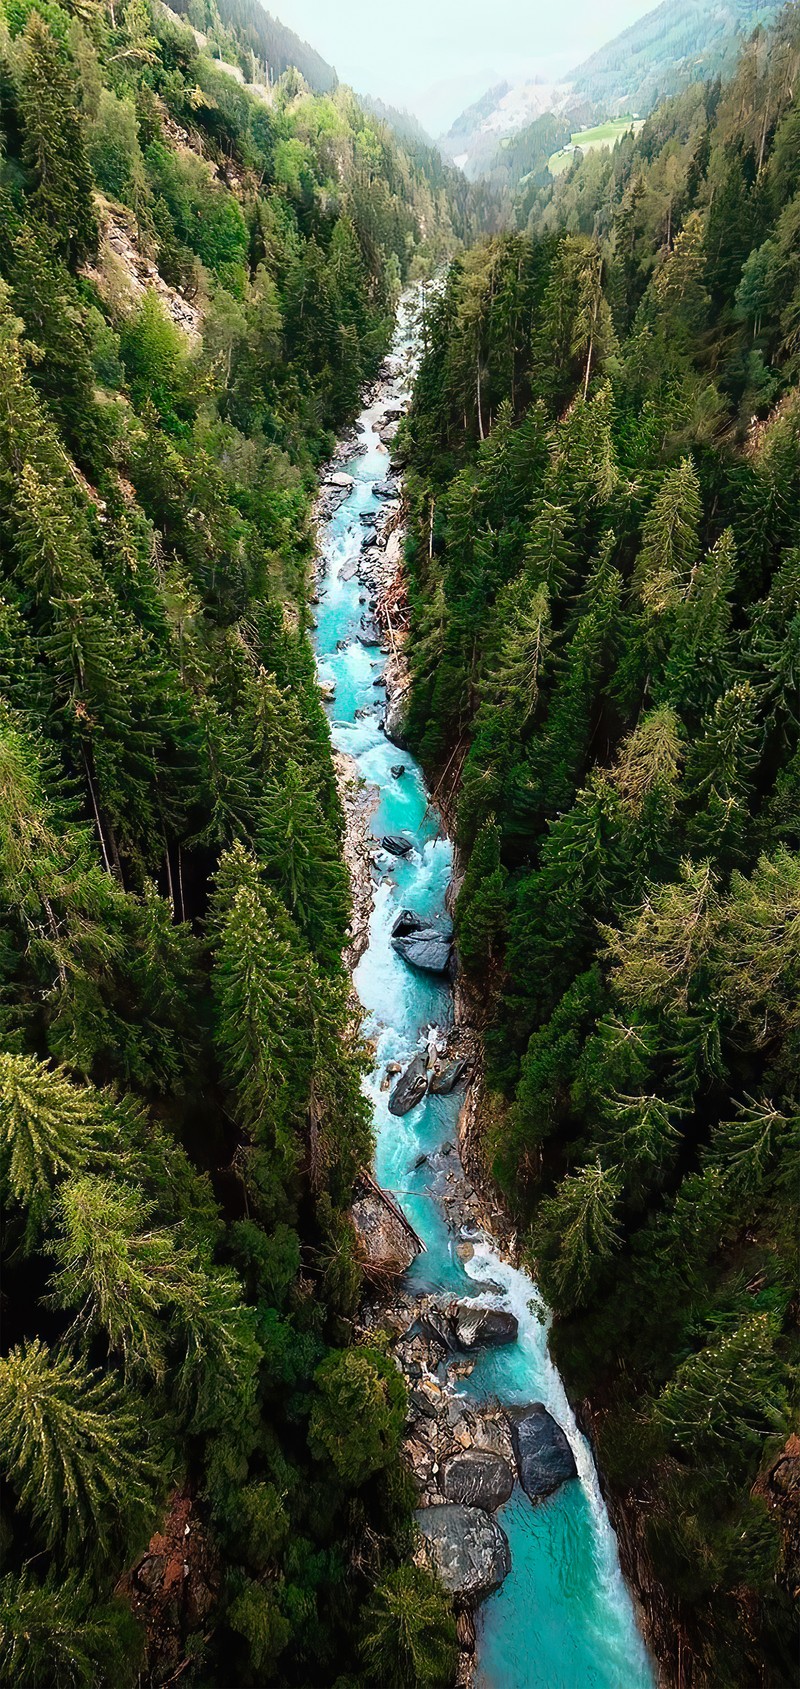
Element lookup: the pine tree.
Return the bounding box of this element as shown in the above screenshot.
[0,1339,159,1554]
[359,1566,458,1689]
[454,817,508,973]
[19,16,97,265]
[601,858,720,1016]
[0,1570,138,1689]
[211,842,305,1151]
[309,1346,406,1487]
[602,1091,683,1199]
[258,759,350,971]
[708,1097,798,1196]
[522,502,576,600]
[634,456,702,616]
[532,1159,622,1312]
[656,1313,788,1465]
[0,1051,105,1218]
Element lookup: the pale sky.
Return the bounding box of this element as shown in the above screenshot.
[270,0,655,132]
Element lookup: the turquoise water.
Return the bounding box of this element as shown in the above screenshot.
[314,303,655,1689]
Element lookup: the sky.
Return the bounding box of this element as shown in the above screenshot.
[269,0,655,133]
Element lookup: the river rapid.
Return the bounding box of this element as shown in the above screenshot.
[313,293,655,1689]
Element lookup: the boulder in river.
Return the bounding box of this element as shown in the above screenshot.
[382,834,414,857]
[374,477,399,499]
[441,1451,515,1512]
[506,1403,578,1501]
[358,618,382,647]
[391,908,425,937]
[350,1171,424,1280]
[392,930,452,975]
[391,764,407,778]
[450,1302,519,1350]
[429,1058,468,1096]
[382,689,409,749]
[388,1053,429,1117]
[414,1504,511,1604]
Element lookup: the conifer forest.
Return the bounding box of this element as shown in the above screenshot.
[0,0,797,1685]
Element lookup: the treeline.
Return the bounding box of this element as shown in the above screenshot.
[0,2,462,1685]
[402,8,800,1684]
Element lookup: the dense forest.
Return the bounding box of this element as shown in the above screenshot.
[0,1,470,1684]
[402,5,800,1683]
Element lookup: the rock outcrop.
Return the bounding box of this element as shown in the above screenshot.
[392,929,453,975]
[414,1504,511,1604]
[450,1301,519,1350]
[350,1172,424,1280]
[382,833,414,857]
[441,1450,515,1512]
[506,1403,578,1501]
[388,1052,429,1116]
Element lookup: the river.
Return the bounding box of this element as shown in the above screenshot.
[313,293,655,1689]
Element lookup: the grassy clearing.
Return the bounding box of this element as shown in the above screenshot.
[549,115,644,175]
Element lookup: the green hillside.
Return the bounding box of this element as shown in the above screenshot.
[570,0,784,114]
[402,7,800,1682]
[0,2,467,1683]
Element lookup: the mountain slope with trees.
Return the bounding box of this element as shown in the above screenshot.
[401,5,800,1682]
[0,2,466,1684]
[569,0,783,116]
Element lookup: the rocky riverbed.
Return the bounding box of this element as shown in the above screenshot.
[313,292,654,1689]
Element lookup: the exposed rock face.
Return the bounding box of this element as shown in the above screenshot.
[392,930,453,975]
[507,1403,578,1501]
[350,1173,424,1279]
[415,1504,511,1604]
[441,1451,515,1512]
[450,1302,519,1350]
[382,833,414,857]
[388,1053,429,1117]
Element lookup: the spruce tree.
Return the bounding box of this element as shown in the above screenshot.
[0,1051,105,1218]
[19,16,97,265]
[0,1339,159,1554]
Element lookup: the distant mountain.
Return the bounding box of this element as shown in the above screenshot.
[438,79,588,181]
[569,0,783,116]
[441,0,783,182]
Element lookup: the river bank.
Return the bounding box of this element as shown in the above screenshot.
[313,291,655,1689]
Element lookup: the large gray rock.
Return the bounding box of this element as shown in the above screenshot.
[350,1177,423,1279]
[382,834,413,857]
[429,1058,468,1096]
[392,931,453,975]
[450,1302,519,1350]
[382,689,409,749]
[391,909,425,938]
[415,1504,511,1604]
[441,1451,515,1512]
[358,618,382,647]
[388,1053,429,1117]
[507,1403,578,1501]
